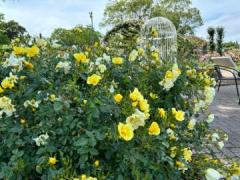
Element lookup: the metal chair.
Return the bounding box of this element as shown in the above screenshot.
[214,65,240,105]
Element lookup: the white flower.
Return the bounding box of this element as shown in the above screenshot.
[0,96,16,118]
[109,85,115,93]
[211,133,220,142]
[36,38,47,47]
[205,168,223,180]
[33,133,49,146]
[188,118,196,130]
[217,141,224,149]
[166,128,174,136]
[129,49,138,62]
[24,99,41,108]
[159,63,181,91]
[205,87,215,105]
[103,53,111,63]
[126,109,148,130]
[95,57,103,65]
[98,64,107,73]
[56,61,71,74]
[230,175,240,180]
[207,114,215,123]
[224,134,229,141]
[2,54,25,71]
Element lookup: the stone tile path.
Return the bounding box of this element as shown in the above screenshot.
[209,85,240,161]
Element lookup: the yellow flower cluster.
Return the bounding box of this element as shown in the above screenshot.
[0,96,16,117]
[1,73,18,90]
[13,45,40,57]
[182,148,192,162]
[74,52,89,63]
[118,88,161,141]
[87,74,102,86]
[159,63,181,91]
[129,88,150,116]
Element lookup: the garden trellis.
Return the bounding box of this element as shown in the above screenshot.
[141,17,177,61]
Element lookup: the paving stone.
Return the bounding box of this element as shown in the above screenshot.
[209,85,240,159]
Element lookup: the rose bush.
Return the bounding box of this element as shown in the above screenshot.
[0,36,239,180]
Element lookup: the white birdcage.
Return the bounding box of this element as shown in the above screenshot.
[140,17,177,61]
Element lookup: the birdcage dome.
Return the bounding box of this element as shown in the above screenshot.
[140,17,177,61]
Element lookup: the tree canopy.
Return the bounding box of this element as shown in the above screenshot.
[50,25,101,48]
[102,0,203,35]
[0,13,28,44]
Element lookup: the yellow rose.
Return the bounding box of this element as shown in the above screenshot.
[1,79,14,89]
[74,52,89,63]
[176,161,186,171]
[172,108,177,114]
[81,174,87,180]
[170,146,177,158]
[49,94,56,102]
[23,60,34,69]
[165,71,174,79]
[138,48,144,56]
[94,160,100,167]
[48,156,57,165]
[175,110,185,121]
[183,148,192,162]
[112,57,123,65]
[26,45,40,57]
[151,51,159,61]
[83,99,87,104]
[148,122,160,136]
[132,101,138,107]
[158,108,166,119]
[129,88,143,101]
[118,122,134,141]
[0,86,4,94]
[87,74,102,86]
[114,94,123,104]
[139,99,149,113]
[20,118,26,124]
[13,46,26,56]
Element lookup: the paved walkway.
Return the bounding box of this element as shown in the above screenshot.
[210,85,240,161]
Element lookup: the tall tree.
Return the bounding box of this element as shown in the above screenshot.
[0,13,28,43]
[207,27,216,53]
[102,0,203,35]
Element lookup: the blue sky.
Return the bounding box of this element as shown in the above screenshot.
[0,0,240,42]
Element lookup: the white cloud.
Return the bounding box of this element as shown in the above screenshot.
[193,0,240,42]
[0,0,240,42]
[0,0,109,36]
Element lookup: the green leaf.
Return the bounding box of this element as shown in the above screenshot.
[53,101,63,112]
